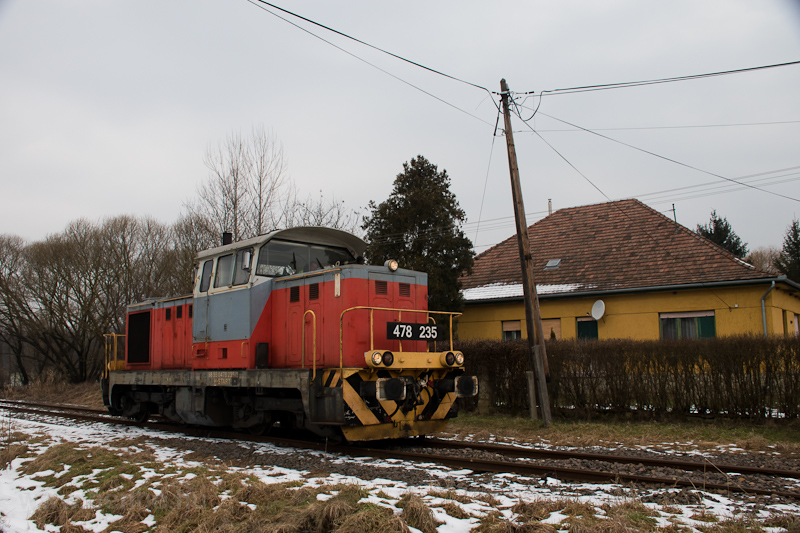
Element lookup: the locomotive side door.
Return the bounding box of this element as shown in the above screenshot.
[286,276,325,369]
[368,272,417,351]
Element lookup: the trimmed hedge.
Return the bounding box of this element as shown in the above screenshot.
[456,336,800,419]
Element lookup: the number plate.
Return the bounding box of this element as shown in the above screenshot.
[387,322,440,341]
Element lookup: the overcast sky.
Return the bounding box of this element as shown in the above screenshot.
[1,0,799,254]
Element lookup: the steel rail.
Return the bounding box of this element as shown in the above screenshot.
[3,400,797,500]
[421,437,800,480]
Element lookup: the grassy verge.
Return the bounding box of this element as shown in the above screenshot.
[446,412,800,453]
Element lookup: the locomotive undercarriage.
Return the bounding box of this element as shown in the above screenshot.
[103,366,477,441]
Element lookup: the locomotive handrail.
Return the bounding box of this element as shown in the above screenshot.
[338,306,462,378]
[103,333,125,379]
[303,309,318,381]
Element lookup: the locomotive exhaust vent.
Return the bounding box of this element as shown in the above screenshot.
[399,283,411,297]
[290,286,300,302]
[309,283,320,300]
[375,280,388,295]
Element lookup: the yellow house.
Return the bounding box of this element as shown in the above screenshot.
[459,199,800,341]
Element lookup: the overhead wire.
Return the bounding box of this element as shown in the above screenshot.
[242,0,796,277]
[536,112,800,204]
[245,0,497,126]
[528,60,800,96]
[250,0,493,95]
[507,92,739,308]
[474,106,503,244]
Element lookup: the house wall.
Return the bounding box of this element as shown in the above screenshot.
[458,282,800,341]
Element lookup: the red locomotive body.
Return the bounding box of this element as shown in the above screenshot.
[102,227,477,441]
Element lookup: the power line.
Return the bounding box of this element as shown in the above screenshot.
[512,118,800,132]
[245,0,496,126]
[248,0,493,95]
[537,111,800,204]
[530,60,800,96]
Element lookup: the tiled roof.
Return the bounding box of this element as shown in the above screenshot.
[461,199,773,301]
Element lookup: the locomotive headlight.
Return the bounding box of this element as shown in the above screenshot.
[382,351,394,366]
[384,259,399,272]
[455,351,465,366]
[442,351,456,366]
[371,351,383,366]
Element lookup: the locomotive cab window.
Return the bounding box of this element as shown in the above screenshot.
[214,254,234,288]
[199,260,213,292]
[256,240,355,278]
[233,248,253,286]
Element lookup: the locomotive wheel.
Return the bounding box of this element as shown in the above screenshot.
[129,405,149,424]
[247,422,272,436]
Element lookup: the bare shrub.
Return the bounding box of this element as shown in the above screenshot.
[459,335,800,420]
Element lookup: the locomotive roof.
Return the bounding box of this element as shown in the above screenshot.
[196,226,367,261]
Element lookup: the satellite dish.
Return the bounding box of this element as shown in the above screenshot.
[591,300,605,320]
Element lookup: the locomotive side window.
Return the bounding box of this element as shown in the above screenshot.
[215,254,234,288]
[199,260,213,292]
[233,247,253,286]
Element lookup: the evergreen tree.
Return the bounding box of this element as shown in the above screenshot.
[775,219,800,283]
[696,210,748,258]
[362,156,474,312]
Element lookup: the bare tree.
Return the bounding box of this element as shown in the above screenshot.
[21,220,109,382]
[0,216,191,384]
[170,212,219,295]
[746,245,780,274]
[248,127,289,235]
[287,191,362,234]
[202,131,249,241]
[189,126,289,242]
[0,234,34,384]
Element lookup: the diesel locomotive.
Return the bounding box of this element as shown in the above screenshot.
[102,227,477,441]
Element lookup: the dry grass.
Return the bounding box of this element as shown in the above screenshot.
[471,510,517,533]
[695,516,767,532]
[426,487,475,505]
[447,413,800,454]
[763,513,800,531]
[397,493,441,533]
[1,442,29,468]
[602,499,659,530]
[335,504,409,533]
[29,496,95,529]
[512,498,569,522]
[439,501,473,520]
[2,381,105,409]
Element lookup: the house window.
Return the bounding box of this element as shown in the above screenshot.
[502,320,521,341]
[544,259,561,270]
[660,311,715,340]
[541,318,561,340]
[576,317,598,340]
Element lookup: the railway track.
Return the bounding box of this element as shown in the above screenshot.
[3,398,798,499]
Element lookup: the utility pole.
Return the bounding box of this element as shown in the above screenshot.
[500,79,552,427]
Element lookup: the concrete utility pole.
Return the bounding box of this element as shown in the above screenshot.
[499,79,552,427]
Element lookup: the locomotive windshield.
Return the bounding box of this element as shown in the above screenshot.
[255,239,355,277]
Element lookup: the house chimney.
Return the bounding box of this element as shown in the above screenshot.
[548,199,552,216]
[222,232,233,246]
